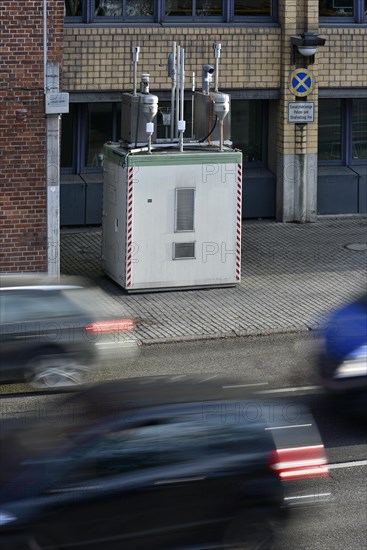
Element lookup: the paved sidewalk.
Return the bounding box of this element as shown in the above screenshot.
[60,218,367,345]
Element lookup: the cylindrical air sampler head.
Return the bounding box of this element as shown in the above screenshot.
[140,73,150,94]
[141,95,159,123]
[202,64,214,95]
[212,92,230,122]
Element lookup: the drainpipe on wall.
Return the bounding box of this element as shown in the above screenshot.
[44,0,61,276]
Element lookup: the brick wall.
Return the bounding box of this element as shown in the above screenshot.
[318,28,367,87]
[0,0,64,273]
[62,27,282,92]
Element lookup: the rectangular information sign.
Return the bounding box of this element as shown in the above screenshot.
[45,92,69,114]
[288,102,314,123]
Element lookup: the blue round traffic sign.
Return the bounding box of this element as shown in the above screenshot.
[289,69,313,97]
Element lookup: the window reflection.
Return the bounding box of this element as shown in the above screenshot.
[94,0,153,16]
[231,100,263,163]
[156,100,193,139]
[95,0,122,16]
[64,0,82,16]
[318,99,342,161]
[196,0,222,16]
[165,0,193,16]
[234,0,271,16]
[352,99,367,160]
[86,104,113,168]
[61,104,75,169]
[165,0,222,16]
[319,0,353,17]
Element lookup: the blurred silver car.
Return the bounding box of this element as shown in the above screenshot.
[0,275,138,389]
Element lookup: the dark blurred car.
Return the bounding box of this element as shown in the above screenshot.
[0,275,137,389]
[0,376,329,549]
[317,292,367,416]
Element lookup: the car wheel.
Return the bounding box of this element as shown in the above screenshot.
[26,353,88,389]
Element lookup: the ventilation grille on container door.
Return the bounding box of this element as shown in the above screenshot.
[175,188,195,232]
[173,242,196,260]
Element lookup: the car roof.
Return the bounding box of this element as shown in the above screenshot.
[0,274,85,291]
[64,375,260,415]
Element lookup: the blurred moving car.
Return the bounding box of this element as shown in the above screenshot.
[0,376,329,549]
[317,292,367,416]
[0,275,137,389]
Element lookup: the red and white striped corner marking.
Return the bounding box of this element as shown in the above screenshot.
[126,166,134,287]
[236,163,242,282]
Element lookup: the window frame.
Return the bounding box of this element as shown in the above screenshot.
[319,0,366,24]
[230,98,268,168]
[93,0,156,22]
[318,97,367,166]
[162,0,225,22]
[61,95,269,175]
[61,102,121,174]
[64,0,279,23]
[231,0,276,22]
[64,0,86,21]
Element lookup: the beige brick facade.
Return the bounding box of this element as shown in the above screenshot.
[62,2,366,160]
[62,27,282,92]
[318,28,367,87]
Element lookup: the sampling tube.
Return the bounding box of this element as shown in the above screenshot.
[132,46,140,96]
[170,42,176,140]
[175,46,181,139]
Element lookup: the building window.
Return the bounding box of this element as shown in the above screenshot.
[64,0,83,16]
[319,0,353,17]
[318,99,342,161]
[61,97,267,176]
[60,104,77,171]
[86,104,114,167]
[165,0,223,17]
[318,98,367,164]
[94,0,154,17]
[233,0,271,17]
[231,100,265,165]
[65,0,277,22]
[352,99,367,161]
[61,102,121,174]
[156,100,193,139]
[319,0,366,22]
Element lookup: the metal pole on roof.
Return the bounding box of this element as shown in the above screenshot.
[170,42,177,140]
[175,45,181,139]
[214,43,221,93]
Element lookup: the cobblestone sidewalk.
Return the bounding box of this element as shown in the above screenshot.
[60,218,367,344]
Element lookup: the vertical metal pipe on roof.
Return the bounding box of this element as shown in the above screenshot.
[170,42,177,140]
[180,48,184,122]
[214,43,221,93]
[179,47,185,152]
[132,46,140,96]
[191,72,195,139]
[175,46,181,139]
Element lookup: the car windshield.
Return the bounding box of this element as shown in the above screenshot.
[0,288,88,323]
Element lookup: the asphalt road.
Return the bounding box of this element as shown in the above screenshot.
[1,333,366,549]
